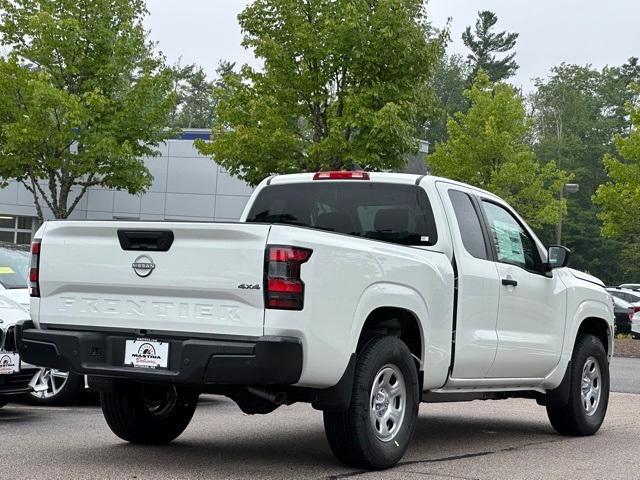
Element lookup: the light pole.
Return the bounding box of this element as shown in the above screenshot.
[556,183,579,245]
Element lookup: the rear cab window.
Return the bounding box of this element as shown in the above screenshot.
[246,182,438,247]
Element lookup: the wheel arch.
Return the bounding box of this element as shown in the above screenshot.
[350,282,430,370]
[357,306,423,363]
[577,316,612,356]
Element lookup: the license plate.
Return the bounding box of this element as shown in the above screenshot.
[0,352,20,375]
[124,339,169,369]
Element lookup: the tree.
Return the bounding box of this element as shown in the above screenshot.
[423,54,470,146]
[601,57,640,136]
[197,0,445,186]
[593,83,640,280]
[0,0,175,221]
[428,72,569,229]
[170,61,226,129]
[529,64,634,282]
[462,11,518,83]
[594,83,640,237]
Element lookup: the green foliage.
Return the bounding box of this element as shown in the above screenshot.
[428,72,569,229]
[594,83,640,238]
[170,61,228,129]
[0,0,175,220]
[423,54,469,146]
[197,0,445,186]
[531,62,640,283]
[462,11,518,83]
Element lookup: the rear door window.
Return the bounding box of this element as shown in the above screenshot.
[448,189,488,260]
[247,182,438,246]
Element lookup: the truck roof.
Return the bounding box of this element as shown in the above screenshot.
[264,172,500,201]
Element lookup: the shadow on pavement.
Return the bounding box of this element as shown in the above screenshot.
[53,406,558,478]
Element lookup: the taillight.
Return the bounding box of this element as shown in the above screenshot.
[313,171,370,180]
[29,239,41,297]
[265,245,312,310]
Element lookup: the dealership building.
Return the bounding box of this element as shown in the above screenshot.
[0,129,428,246]
[0,130,255,245]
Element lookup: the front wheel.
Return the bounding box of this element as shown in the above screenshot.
[546,334,609,436]
[323,336,420,470]
[100,384,199,444]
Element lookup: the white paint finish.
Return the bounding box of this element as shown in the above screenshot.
[488,263,567,378]
[36,221,270,337]
[264,224,454,388]
[32,172,614,393]
[435,181,501,379]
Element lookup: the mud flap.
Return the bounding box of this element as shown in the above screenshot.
[538,361,572,407]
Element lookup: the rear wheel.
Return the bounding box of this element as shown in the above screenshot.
[323,336,419,470]
[101,384,198,444]
[546,334,609,436]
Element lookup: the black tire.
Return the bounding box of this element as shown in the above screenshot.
[100,384,198,444]
[29,370,84,406]
[323,336,419,470]
[546,334,609,436]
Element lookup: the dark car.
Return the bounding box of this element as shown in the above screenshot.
[612,296,633,335]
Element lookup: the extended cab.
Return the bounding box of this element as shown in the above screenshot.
[16,172,613,470]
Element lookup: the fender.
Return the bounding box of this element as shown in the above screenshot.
[564,299,613,358]
[349,281,452,389]
[542,298,613,390]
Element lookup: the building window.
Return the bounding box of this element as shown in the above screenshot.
[0,215,35,245]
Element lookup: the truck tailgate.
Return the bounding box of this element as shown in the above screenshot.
[35,221,270,337]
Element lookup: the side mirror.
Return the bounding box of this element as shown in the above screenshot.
[548,245,571,269]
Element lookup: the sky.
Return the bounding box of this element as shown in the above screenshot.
[145,0,640,92]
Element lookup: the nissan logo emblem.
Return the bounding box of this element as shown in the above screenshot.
[132,255,155,278]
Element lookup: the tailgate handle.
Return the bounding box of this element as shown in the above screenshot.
[117,230,174,252]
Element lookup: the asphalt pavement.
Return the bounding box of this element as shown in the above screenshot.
[1,358,638,480]
[610,356,640,393]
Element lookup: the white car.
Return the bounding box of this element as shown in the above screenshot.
[0,243,85,405]
[632,311,640,339]
[16,172,613,470]
[0,293,39,407]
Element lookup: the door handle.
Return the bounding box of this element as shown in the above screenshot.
[501,278,518,287]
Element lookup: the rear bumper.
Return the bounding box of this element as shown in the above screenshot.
[15,321,303,387]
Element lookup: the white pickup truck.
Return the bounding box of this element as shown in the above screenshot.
[17,172,613,470]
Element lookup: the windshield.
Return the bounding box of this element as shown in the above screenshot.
[0,246,29,289]
[246,182,438,246]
